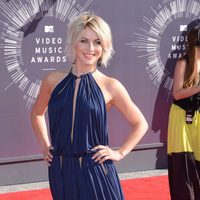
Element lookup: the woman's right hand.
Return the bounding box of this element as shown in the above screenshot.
[43,146,54,166]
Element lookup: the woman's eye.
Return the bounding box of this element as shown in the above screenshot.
[80,39,87,43]
[96,40,101,45]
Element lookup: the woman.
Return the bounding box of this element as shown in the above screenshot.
[168,26,200,200]
[31,12,148,200]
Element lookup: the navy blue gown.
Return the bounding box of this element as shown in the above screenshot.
[48,70,124,200]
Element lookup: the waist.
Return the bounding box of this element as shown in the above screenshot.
[173,94,200,111]
[50,149,97,158]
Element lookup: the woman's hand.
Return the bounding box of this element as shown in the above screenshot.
[43,146,53,166]
[92,145,124,164]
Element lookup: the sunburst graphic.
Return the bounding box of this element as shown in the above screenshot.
[0,0,93,109]
[127,0,200,91]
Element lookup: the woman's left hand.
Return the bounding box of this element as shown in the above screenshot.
[91,145,124,164]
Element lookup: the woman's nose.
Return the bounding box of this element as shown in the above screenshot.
[88,42,95,50]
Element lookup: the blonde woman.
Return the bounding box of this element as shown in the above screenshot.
[31,12,148,200]
[168,26,200,200]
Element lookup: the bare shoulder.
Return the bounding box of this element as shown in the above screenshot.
[42,69,69,93]
[175,58,186,70]
[44,70,68,83]
[178,58,186,64]
[173,58,187,81]
[95,70,127,96]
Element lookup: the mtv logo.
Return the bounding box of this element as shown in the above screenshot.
[180,25,187,32]
[44,25,54,33]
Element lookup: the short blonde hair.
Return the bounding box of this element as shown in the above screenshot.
[65,12,114,67]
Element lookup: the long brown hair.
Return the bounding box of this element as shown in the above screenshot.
[183,26,200,88]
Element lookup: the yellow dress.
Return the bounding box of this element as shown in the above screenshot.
[167,103,200,200]
[168,104,200,161]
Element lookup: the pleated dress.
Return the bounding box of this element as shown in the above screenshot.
[167,103,200,200]
[48,70,124,200]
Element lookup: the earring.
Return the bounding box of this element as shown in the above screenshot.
[72,59,76,64]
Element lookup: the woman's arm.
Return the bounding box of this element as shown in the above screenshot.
[30,74,53,165]
[92,78,148,163]
[173,59,200,100]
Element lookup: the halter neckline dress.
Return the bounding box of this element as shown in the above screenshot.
[48,70,124,200]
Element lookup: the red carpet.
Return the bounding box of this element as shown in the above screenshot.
[121,176,170,200]
[0,175,170,200]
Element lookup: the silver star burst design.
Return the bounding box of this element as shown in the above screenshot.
[127,0,200,91]
[0,0,93,109]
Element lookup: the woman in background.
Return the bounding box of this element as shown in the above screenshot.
[31,12,148,200]
[168,26,200,200]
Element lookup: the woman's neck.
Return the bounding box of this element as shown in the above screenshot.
[71,64,96,77]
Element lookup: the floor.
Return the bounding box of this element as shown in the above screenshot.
[0,169,168,194]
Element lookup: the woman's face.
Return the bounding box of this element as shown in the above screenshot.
[74,27,103,67]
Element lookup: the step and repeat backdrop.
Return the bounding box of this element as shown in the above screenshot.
[0,0,200,168]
